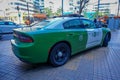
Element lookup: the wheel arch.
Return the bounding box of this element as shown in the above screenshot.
[48,41,71,61]
[49,41,71,54]
[103,31,111,41]
[107,32,111,41]
[102,31,111,46]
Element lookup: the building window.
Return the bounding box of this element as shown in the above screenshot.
[70,7,73,10]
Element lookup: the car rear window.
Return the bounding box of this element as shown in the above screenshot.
[33,21,50,27]
[33,18,61,28]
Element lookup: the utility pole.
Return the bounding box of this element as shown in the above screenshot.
[62,0,63,16]
[27,2,30,21]
[26,0,30,26]
[17,6,21,24]
[98,0,100,17]
[117,0,120,16]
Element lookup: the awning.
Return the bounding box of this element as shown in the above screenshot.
[33,14,46,19]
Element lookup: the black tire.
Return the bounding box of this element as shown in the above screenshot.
[49,43,70,67]
[0,35,2,40]
[102,34,110,47]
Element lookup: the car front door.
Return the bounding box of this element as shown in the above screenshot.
[82,19,103,48]
[63,19,87,54]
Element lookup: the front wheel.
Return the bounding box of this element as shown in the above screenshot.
[49,43,70,67]
[102,34,110,47]
[0,35,2,40]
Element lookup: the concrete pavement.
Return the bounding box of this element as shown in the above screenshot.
[0,30,120,80]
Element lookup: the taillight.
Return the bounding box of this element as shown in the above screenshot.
[19,35,33,43]
[13,32,33,43]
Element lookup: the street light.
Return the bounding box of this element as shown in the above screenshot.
[98,0,100,17]
[117,0,120,16]
[26,0,30,25]
[16,6,21,24]
[62,0,64,16]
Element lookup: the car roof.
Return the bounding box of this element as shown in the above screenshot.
[50,17,87,22]
[42,17,88,29]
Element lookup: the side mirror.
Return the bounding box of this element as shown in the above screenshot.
[102,24,107,28]
[95,23,101,28]
[84,24,89,27]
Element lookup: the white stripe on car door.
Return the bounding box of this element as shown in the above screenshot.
[86,28,103,48]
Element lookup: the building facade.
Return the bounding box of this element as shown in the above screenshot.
[68,0,80,14]
[33,0,44,13]
[87,0,119,16]
[44,0,80,15]
[0,0,44,24]
[39,0,44,13]
[93,2,117,15]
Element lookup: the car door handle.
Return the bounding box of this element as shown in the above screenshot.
[67,33,74,36]
[69,33,74,35]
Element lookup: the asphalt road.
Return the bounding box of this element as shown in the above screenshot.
[0,34,13,41]
[0,30,120,80]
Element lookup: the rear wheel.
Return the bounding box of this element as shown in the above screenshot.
[102,34,110,47]
[49,43,70,67]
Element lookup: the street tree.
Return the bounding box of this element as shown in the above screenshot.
[78,0,89,15]
[54,8,62,16]
[44,8,53,17]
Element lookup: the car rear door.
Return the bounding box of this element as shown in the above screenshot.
[82,19,103,48]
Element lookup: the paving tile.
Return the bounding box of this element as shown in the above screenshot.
[0,31,120,80]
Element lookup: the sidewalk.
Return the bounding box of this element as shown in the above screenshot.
[0,30,120,80]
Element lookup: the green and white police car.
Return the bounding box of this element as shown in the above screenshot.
[11,17,111,66]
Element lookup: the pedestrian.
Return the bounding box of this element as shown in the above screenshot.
[114,16,119,30]
[118,16,120,29]
[94,18,97,23]
[25,19,31,26]
[108,17,115,30]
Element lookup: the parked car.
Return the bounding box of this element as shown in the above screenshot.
[11,17,111,66]
[0,21,22,34]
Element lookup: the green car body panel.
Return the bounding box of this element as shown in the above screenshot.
[11,28,88,63]
[11,18,111,64]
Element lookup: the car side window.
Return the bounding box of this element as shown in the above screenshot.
[0,22,5,25]
[63,19,84,29]
[82,19,96,29]
[8,22,16,25]
[3,22,16,25]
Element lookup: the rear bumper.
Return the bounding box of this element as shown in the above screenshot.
[11,39,34,63]
[11,39,48,63]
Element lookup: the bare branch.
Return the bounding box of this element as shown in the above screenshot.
[79,0,89,14]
